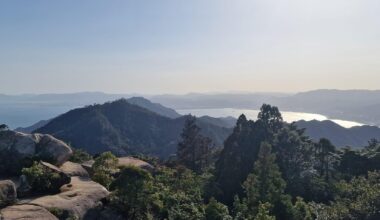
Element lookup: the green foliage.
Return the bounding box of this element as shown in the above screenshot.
[50,104,380,220]
[233,142,294,219]
[255,203,276,220]
[243,142,286,209]
[69,148,92,163]
[272,124,314,198]
[35,99,229,158]
[155,166,206,219]
[232,196,252,220]
[22,161,62,193]
[177,116,212,174]
[110,166,160,220]
[205,198,232,220]
[92,152,118,189]
[215,104,285,205]
[292,197,313,220]
[311,171,380,219]
[315,138,336,181]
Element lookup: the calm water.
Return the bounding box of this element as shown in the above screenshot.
[176,108,364,128]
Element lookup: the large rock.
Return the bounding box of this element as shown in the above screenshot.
[117,157,154,171]
[0,204,58,220]
[28,177,109,220]
[60,161,89,177]
[0,180,17,208]
[81,157,154,176]
[0,130,72,175]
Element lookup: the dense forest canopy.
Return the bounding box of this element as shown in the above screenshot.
[81,104,380,219]
[1,104,380,220]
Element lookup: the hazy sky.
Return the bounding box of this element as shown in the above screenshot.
[1,0,379,94]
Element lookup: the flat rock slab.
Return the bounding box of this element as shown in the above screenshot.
[0,204,58,220]
[28,177,109,220]
[117,157,154,171]
[60,161,89,177]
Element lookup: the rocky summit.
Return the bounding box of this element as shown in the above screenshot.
[0,130,73,175]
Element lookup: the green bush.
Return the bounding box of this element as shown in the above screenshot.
[69,149,92,163]
[22,162,63,193]
[92,152,118,189]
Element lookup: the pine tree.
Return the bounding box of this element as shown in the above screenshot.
[316,138,336,181]
[242,142,287,217]
[177,115,211,173]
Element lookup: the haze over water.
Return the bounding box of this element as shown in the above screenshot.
[177,108,364,128]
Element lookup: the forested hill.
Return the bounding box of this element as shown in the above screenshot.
[35,99,231,157]
[296,120,380,148]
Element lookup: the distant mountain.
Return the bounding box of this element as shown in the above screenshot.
[295,120,380,148]
[35,99,231,158]
[15,120,51,133]
[3,90,380,128]
[275,89,380,126]
[14,97,181,132]
[126,97,181,119]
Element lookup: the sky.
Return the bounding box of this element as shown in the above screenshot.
[0,0,379,94]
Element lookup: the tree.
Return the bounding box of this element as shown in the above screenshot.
[205,198,232,220]
[311,171,380,219]
[257,104,283,134]
[215,105,285,205]
[255,202,276,220]
[92,152,118,189]
[177,115,212,173]
[292,197,313,220]
[110,166,160,220]
[272,124,314,198]
[154,166,206,220]
[315,138,336,181]
[242,142,286,216]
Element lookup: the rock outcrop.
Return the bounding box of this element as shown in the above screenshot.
[0,130,73,175]
[28,177,109,220]
[81,157,154,176]
[0,204,58,220]
[117,157,154,171]
[0,180,17,208]
[60,161,89,177]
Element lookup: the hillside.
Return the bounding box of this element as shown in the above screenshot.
[35,99,231,157]
[126,97,181,119]
[295,120,380,148]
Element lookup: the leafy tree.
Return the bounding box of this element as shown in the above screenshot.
[311,171,380,219]
[110,166,161,220]
[154,166,206,219]
[205,197,232,220]
[177,115,212,173]
[92,152,118,189]
[254,202,276,220]
[292,197,313,220]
